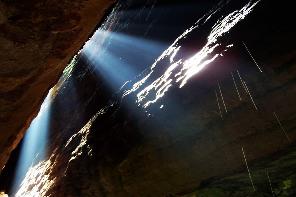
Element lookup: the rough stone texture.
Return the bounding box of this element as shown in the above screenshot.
[0,0,114,171]
[181,144,296,196]
[4,0,295,195]
[22,47,296,196]
[1,0,296,196]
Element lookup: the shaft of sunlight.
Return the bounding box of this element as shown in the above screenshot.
[12,89,53,194]
[82,29,165,90]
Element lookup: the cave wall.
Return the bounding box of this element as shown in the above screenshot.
[1,0,296,196]
[0,0,114,172]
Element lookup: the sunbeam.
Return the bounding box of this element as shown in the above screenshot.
[11,89,53,195]
[3,0,294,196]
[82,30,166,91]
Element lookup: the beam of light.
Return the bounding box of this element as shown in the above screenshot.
[10,5,126,195]
[123,1,260,109]
[7,1,261,196]
[13,57,83,196]
[11,89,53,195]
[242,146,256,192]
[14,108,99,197]
[82,29,166,91]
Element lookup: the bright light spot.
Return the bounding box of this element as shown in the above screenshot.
[15,154,57,197]
[13,98,112,196]
[123,1,260,109]
[63,55,78,79]
[64,104,110,165]
[65,112,99,163]
[0,192,8,197]
[10,1,261,195]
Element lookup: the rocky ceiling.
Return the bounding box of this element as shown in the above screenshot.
[0,0,114,172]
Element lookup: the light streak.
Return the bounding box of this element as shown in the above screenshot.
[237,70,258,110]
[273,112,291,142]
[242,146,256,192]
[218,81,228,113]
[242,41,263,72]
[242,80,258,110]
[215,90,223,119]
[266,169,275,197]
[231,71,242,100]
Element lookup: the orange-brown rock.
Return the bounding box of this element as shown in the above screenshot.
[0,0,114,172]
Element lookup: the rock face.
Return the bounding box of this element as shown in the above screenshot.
[182,145,296,197]
[1,0,296,196]
[0,0,114,172]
